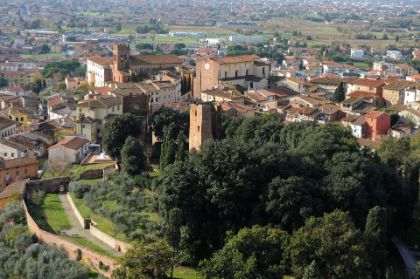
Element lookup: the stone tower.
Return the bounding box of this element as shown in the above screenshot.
[189,104,213,151]
[113,44,130,71]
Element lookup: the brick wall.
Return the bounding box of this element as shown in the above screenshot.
[22,199,117,278]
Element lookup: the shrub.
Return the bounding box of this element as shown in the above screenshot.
[69,181,90,199]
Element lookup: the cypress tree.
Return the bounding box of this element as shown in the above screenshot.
[333,82,345,103]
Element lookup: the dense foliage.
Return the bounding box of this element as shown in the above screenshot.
[157,118,417,278]
[42,60,85,79]
[102,113,142,160]
[121,136,146,175]
[151,107,189,141]
[0,202,91,279]
[113,239,172,279]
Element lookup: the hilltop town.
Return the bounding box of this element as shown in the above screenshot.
[0,1,419,279]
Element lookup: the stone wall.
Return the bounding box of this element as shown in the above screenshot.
[90,225,131,253]
[67,193,131,253]
[189,104,213,151]
[66,193,90,229]
[26,177,71,196]
[22,199,117,278]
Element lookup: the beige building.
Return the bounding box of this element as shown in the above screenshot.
[48,136,90,166]
[382,80,416,106]
[193,55,270,98]
[76,96,122,142]
[65,77,88,92]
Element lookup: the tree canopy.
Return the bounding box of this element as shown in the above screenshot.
[102,113,141,160]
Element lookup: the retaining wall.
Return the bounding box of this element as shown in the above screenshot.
[66,193,90,229]
[22,196,117,278]
[66,193,131,253]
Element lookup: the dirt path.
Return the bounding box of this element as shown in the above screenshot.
[58,193,122,257]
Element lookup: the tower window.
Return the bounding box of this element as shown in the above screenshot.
[198,126,200,132]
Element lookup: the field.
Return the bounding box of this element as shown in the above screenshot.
[41,163,115,180]
[28,193,70,234]
[20,53,65,60]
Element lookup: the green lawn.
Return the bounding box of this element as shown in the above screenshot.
[28,193,70,234]
[42,163,114,180]
[69,192,91,219]
[20,53,64,60]
[173,266,201,279]
[64,236,117,259]
[71,163,115,180]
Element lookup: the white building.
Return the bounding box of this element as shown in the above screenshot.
[228,35,263,44]
[404,86,420,105]
[350,49,365,59]
[86,56,113,87]
[386,50,403,60]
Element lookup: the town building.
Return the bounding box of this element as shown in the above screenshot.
[365,111,391,141]
[48,136,90,167]
[0,157,38,192]
[194,54,270,98]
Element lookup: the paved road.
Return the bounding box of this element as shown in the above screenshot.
[59,193,122,257]
[392,236,417,279]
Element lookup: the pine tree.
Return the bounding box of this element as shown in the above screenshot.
[333,82,345,103]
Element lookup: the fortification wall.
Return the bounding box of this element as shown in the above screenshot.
[22,196,116,278]
[66,193,90,229]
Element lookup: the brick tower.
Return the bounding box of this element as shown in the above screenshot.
[113,44,130,71]
[189,104,213,151]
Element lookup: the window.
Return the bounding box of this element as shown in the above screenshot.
[16,169,19,176]
[3,152,7,156]
[195,110,197,116]
[197,126,200,132]
[81,124,85,128]
[15,117,18,121]
[225,71,227,78]
[246,69,249,75]
[11,153,14,158]
[262,67,265,76]
[112,107,115,112]
[20,117,23,121]
[235,70,238,77]
[250,82,254,89]
[97,129,101,134]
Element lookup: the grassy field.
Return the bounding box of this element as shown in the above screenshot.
[64,236,116,259]
[20,53,64,60]
[173,267,201,279]
[42,163,114,180]
[28,193,70,234]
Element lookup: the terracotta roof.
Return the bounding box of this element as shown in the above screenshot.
[0,157,37,169]
[0,116,16,130]
[131,55,183,65]
[0,179,26,200]
[366,111,387,119]
[78,96,121,109]
[0,139,29,151]
[347,91,375,99]
[384,80,416,91]
[220,101,255,112]
[88,56,112,66]
[287,77,306,84]
[49,137,89,150]
[352,78,385,88]
[211,54,259,65]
